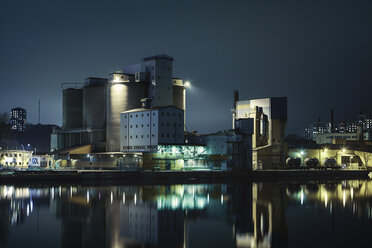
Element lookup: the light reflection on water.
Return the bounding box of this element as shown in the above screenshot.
[0,180,372,248]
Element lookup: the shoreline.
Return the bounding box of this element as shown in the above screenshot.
[0,169,370,185]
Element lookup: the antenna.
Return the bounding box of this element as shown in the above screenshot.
[38,99,40,124]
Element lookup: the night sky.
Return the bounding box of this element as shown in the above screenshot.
[1,0,371,135]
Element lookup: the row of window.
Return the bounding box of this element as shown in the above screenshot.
[4,162,28,165]
[1,153,27,157]
[125,123,182,129]
[124,112,182,118]
[124,134,182,139]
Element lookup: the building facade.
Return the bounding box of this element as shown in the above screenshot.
[10,107,26,132]
[233,97,287,169]
[120,106,184,152]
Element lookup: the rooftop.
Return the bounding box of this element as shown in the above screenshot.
[143,54,174,62]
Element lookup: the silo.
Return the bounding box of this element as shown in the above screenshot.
[83,78,107,129]
[173,84,185,110]
[63,88,83,130]
[106,81,148,152]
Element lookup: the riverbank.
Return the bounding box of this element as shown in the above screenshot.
[0,169,370,185]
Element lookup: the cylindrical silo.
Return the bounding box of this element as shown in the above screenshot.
[63,88,83,130]
[83,78,107,129]
[173,84,185,110]
[106,81,148,152]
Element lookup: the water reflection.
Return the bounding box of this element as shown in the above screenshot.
[0,180,372,247]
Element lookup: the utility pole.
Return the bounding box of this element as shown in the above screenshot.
[38,99,40,124]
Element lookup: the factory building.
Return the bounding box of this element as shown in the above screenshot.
[51,54,187,154]
[233,94,287,169]
[187,118,254,170]
[106,54,186,152]
[120,105,185,152]
[10,107,26,132]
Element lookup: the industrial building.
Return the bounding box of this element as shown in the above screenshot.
[187,118,254,170]
[10,107,26,132]
[120,105,184,152]
[232,94,287,169]
[51,54,187,156]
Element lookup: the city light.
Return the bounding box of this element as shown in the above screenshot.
[184,81,190,87]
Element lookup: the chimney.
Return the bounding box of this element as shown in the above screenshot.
[331,108,334,132]
[233,90,239,109]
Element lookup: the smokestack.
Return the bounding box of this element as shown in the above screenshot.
[330,108,334,132]
[233,90,239,109]
[232,90,239,129]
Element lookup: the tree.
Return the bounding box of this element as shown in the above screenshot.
[354,150,372,169]
[0,112,10,143]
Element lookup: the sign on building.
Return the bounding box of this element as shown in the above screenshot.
[30,156,41,167]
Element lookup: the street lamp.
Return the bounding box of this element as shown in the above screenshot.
[299,150,305,164]
[184,81,190,87]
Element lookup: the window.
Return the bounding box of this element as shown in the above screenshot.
[141,124,143,127]
[153,124,155,127]
[153,113,155,116]
[136,114,138,117]
[147,135,149,138]
[147,113,149,116]
[130,125,132,128]
[166,112,170,116]
[136,135,138,138]
[166,123,170,127]
[161,123,164,127]
[125,136,127,139]
[161,112,164,116]
[125,125,127,128]
[141,114,144,117]
[130,115,132,118]
[147,124,149,127]
[141,135,143,138]
[167,134,170,138]
[125,116,127,119]
[130,136,132,139]
[136,125,138,128]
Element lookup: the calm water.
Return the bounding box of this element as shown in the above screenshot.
[1,180,372,248]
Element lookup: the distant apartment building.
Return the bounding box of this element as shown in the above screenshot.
[304,112,372,144]
[357,114,372,130]
[304,121,331,140]
[10,107,26,132]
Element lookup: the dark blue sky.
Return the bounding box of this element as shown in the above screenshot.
[1,0,371,135]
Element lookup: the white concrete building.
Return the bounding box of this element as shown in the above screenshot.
[120,106,184,152]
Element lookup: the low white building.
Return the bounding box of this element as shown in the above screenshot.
[120,106,184,152]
